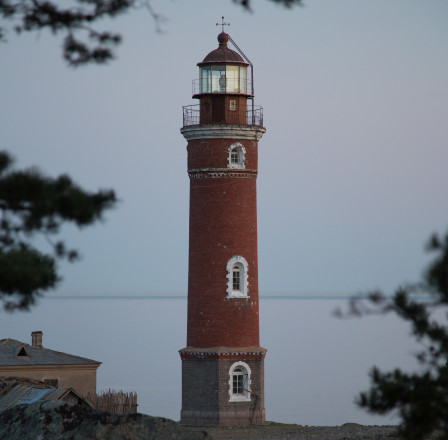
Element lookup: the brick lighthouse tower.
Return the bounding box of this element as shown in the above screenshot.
[179,24,266,426]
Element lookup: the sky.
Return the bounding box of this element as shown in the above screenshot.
[1,0,448,297]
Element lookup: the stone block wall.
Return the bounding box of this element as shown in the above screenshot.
[180,353,265,426]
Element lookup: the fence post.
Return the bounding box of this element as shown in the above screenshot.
[88,389,138,414]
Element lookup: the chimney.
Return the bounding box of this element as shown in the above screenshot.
[31,331,43,348]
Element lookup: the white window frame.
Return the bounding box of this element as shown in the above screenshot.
[227,142,245,169]
[226,255,249,299]
[229,361,251,402]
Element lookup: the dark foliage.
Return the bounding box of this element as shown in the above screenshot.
[0,0,133,66]
[234,0,303,10]
[0,0,303,66]
[338,232,448,439]
[0,151,116,311]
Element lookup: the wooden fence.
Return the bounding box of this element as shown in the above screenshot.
[88,389,138,414]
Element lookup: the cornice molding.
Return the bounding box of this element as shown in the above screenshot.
[181,125,266,141]
[179,346,267,359]
[188,168,257,179]
[179,351,265,360]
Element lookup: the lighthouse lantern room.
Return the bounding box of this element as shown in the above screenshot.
[179,24,266,426]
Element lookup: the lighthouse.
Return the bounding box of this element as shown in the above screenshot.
[179,24,266,426]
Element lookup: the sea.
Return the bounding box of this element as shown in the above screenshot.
[1,296,420,426]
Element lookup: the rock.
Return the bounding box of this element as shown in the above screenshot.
[0,400,212,440]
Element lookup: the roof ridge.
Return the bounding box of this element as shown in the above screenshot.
[0,339,101,366]
[0,339,30,346]
[35,346,101,364]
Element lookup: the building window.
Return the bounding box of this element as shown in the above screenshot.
[230,149,239,164]
[229,362,251,402]
[16,346,28,357]
[232,266,241,291]
[229,100,236,111]
[233,368,244,394]
[227,142,245,169]
[226,256,248,298]
[219,73,226,92]
[44,379,59,388]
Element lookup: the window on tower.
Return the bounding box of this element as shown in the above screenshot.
[226,256,248,298]
[211,66,226,93]
[227,142,245,169]
[233,368,244,394]
[230,149,239,164]
[232,265,241,291]
[199,65,248,94]
[229,362,251,402]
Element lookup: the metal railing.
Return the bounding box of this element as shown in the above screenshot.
[182,104,263,127]
[182,105,200,126]
[192,79,254,96]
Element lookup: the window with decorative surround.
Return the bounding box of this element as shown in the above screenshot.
[229,361,251,402]
[227,142,245,169]
[226,255,249,298]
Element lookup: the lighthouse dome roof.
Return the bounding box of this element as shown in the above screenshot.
[198,32,247,65]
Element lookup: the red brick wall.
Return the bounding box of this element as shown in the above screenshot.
[187,138,257,171]
[186,137,260,348]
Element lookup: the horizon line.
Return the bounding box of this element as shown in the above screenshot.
[43,292,429,300]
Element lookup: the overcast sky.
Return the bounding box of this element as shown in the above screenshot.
[2,0,447,297]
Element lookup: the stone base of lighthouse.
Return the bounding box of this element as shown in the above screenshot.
[179,347,266,426]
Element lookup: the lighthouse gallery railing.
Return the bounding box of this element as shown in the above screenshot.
[182,104,263,127]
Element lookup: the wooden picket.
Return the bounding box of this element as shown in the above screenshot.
[88,389,137,414]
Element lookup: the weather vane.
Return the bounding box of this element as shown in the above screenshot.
[216,16,230,33]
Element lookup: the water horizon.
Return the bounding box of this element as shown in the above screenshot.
[43,292,410,300]
[2,296,417,426]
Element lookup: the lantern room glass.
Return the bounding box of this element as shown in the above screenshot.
[200,65,247,94]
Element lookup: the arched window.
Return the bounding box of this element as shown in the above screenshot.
[232,265,241,291]
[230,148,239,165]
[226,256,249,298]
[233,368,244,394]
[229,362,251,402]
[227,142,245,169]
